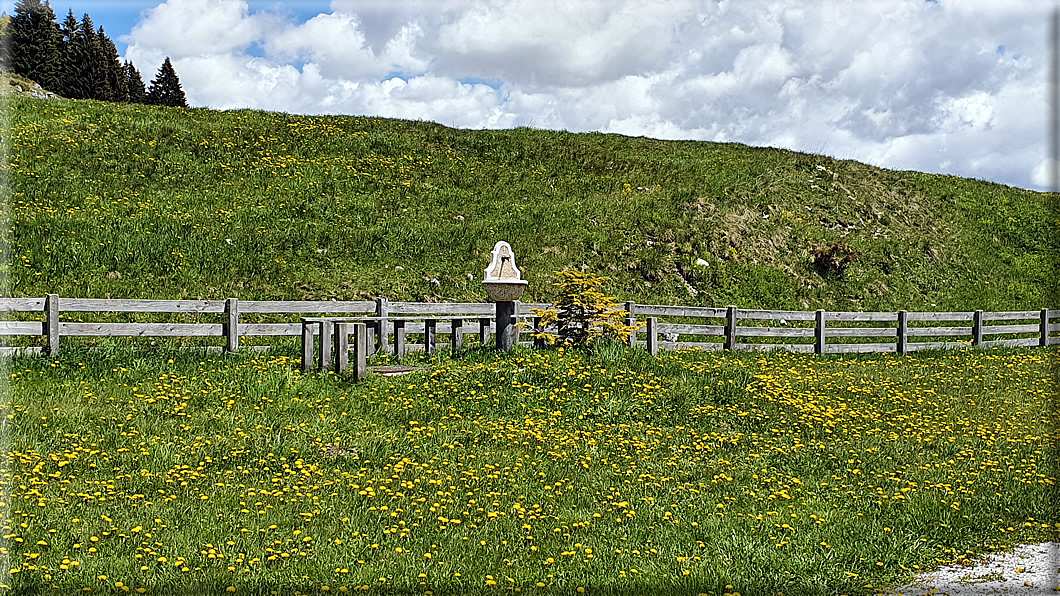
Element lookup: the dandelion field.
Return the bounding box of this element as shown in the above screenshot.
[3,343,1056,595]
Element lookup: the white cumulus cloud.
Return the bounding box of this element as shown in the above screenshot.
[121,0,1053,190]
[127,0,277,58]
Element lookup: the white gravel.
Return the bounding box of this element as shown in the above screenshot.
[879,542,1059,595]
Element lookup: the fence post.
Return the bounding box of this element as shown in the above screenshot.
[972,310,983,347]
[318,320,332,371]
[375,297,389,355]
[46,294,59,357]
[425,319,437,356]
[365,324,376,358]
[394,319,407,358]
[352,323,368,381]
[451,318,464,357]
[1040,308,1050,347]
[301,321,315,371]
[533,316,545,350]
[646,317,658,356]
[479,317,491,346]
[724,305,737,351]
[814,309,826,355]
[225,298,239,352]
[335,321,349,373]
[625,301,637,347]
[897,310,908,355]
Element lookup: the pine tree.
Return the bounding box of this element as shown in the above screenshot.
[59,8,77,41]
[58,8,84,98]
[81,17,113,100]
[11,0,63,91]
[0,13,12,71]
[146,57,187,107]
[124,60,147,104]
[97,27,126,101]
[61,13,99,99]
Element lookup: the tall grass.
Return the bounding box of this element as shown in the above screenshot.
[2,343,1056,594]
[5,96,1057,311]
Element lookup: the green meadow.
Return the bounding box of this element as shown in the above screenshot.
[2,344,1057,595]
[2,96,1058,595]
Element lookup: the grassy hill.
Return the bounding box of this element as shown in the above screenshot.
[4,95,1056,311]
[3,95,1058,596]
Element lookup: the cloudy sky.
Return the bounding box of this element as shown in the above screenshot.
[9,0,1055,191]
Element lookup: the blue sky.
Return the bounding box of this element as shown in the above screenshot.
[3,0,1054,191]
[2,0,331,54]
[4,1,154,53]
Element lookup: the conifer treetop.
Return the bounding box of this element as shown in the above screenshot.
[146,56,188,108]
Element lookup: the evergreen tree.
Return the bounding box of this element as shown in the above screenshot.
[58,8,84,98]
[11,0,63,91]
[0,13,12,71]
[60,13,99,99]
[97,27,126,101]
[80,16,112,100]
[146,57,187,107]
[124,60,146,104]
[59,8,77,41]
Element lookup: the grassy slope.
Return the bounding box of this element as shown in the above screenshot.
[4,95,1057,310]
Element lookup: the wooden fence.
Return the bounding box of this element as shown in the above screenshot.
[0,296,547,357]
[1,295,1057,357]
[620,303,1059,355]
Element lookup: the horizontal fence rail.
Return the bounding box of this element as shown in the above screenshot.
[0,295,548,357]
[0,296,1056,363]
[629,305,1057,356]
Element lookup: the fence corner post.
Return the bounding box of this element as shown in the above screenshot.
[46,294,59,357]
[972,310,984,347]
[225,297,239,352]
[724,305,737,351]
[646,317,658,356]
[1039,308,1049,347]
[625,301,637,347]
[814,309,826,355]
[897,310,908,355]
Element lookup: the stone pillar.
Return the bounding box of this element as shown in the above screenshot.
[496,301,517,352]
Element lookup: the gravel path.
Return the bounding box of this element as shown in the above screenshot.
[878,542,1059,595]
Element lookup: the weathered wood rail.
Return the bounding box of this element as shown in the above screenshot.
[623,303,1058,356]
[1,296,1056,364]
[0,296,547,357]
